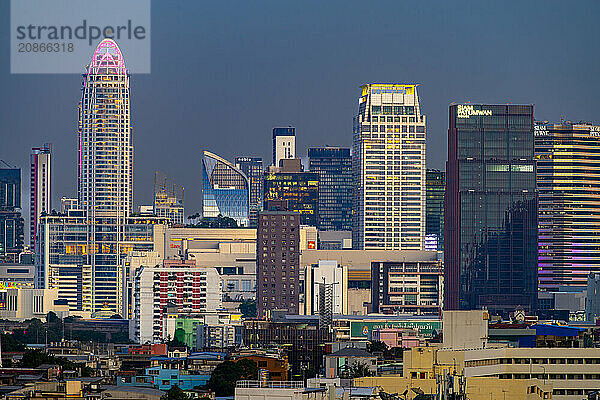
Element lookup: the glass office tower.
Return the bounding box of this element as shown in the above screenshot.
[308,147,352,231]
[536,123,600,290]
[352,83,426,250]
[235,157,263,227]
[425,169,445,252]
[445,104,537,314]
[263,170,319,227]
[202,151,250,227]
[0,167,24,263]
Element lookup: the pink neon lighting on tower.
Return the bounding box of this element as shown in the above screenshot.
[88,38,127,75]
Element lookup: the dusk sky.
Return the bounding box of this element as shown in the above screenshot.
[1,0,599,233]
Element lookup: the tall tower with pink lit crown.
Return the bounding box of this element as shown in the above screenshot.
[78,39,133,314]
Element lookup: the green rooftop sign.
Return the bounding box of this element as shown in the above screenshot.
[350,320,441,339]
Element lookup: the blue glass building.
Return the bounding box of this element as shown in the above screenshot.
[308,147,352,231]
[202,151,250,227]
[0,167,24,263]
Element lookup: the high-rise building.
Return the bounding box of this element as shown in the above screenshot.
[536,122,600,290]
[302,260,348,318]
[60,197,79,213]
[132,259,222,344]
[30,144,52,248]
[0,167,24,263]
[445,104,537,314]
[370,256,443,315]
[425,169,445,252]
[257,210,301,318]
[77,39,133,313]
[272,127,295,167]
[202,151,250,227]
[37,212,166,314]
[153,172,184,226]
[235,157,263,227]
[263,161,319,227]
[352,84,426,250]
[308,147,352,231]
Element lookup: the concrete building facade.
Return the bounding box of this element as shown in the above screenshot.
[257,211,301,317]
[272,127,296,167]
[132,260,222,344]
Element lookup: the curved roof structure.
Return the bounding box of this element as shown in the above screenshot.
[88,39,127,75]
[202,151,249,226]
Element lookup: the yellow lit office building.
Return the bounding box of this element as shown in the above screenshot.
[352,84,426,250]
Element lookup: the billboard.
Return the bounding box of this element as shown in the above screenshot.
[350,320,442,339]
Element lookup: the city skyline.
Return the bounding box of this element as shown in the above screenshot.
[4,2,600,397]
[2,1,599,238]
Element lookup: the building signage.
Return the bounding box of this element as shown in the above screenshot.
[457,105,492,118]
[350,320,442,338]
[0,282,18,291]
[534,125,549,136]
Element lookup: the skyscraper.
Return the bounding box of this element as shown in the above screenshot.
[257,210,300,318]
[445,104,537,314]
[425,169,445,252]
[235,157,263,227]
[78,39,133,313]
[272,127,295,167]
[536,122,600,290]
[0,166,24,263]
[352,84,426,250]
[308,147,352,231]
[202,151,250,227]
[30,144,52,248]
[263,160,319,227]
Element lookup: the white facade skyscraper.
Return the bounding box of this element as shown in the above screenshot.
[352,84,426,250]
[78,39,133,313]
[272,127,296,167]
[30,144,52,248]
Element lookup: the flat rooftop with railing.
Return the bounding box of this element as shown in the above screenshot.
[236,380,304,389]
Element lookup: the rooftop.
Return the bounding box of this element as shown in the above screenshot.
[328,347,374,358]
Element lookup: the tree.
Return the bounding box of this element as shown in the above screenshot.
[187,213,201,224]
[21,349,55,368]
[208,359,257,397]
[239,299,256,319]
[187,214,239,228]
[46,311,60,324]
[237,358,258,380]
[165,328,187,349]
[0,333,25,352]
[368,340,387,354]
[161,385,189,400]
[347,361,372,378]
[20,349,94,377]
